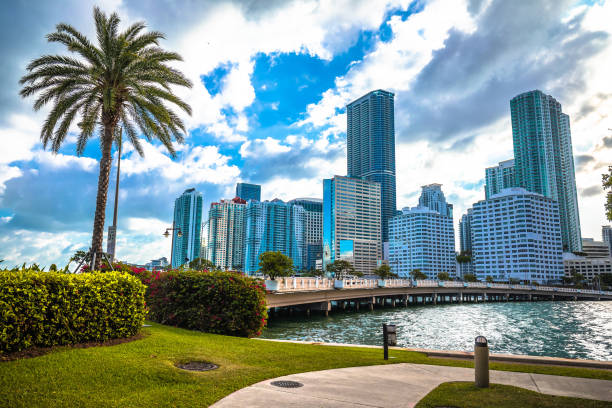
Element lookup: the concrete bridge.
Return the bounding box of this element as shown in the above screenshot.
[266,278,612,316]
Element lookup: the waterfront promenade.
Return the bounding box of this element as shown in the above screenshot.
[212,362,612,407]
[266,278,612,312]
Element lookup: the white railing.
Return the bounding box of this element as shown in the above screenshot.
[269,277,612,296]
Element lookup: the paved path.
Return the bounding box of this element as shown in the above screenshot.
[211,363,612,407]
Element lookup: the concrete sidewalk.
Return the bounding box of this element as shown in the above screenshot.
[211,363,612,407]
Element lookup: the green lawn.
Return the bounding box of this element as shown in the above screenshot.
[1,323,611,407]
[416,382,612,408]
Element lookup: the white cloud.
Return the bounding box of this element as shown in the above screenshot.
[0,165,22,194]
[121,140,240,185]
[239,137,292,158]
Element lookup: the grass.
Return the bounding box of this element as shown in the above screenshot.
[1,322,611,407]
[415,382,612,408]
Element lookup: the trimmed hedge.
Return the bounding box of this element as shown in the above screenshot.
[0,270,146,353]
[147,270,267,337]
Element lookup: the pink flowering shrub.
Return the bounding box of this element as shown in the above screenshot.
[146,270,267,337]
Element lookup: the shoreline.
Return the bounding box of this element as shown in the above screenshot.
[255,338,612,370]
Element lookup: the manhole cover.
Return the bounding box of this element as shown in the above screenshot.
[271,380,303,388]
[176,361,218,372]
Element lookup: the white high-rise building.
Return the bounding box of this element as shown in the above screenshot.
[471,187,563,283]
[389,184,455,279]
[207,198,247,271]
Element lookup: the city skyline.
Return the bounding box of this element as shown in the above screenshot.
[1,0,611,267]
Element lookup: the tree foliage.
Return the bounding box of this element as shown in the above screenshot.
[187,257,216,271]
[603,165,612,221]
[327,260,361,279]
[463,273,479,282]
[20,7,192,268]
[258,251,293,280]
[437,272,451,281]
[410,269,428,280]
[373,263,398,279]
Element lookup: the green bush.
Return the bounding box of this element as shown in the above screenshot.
[0,270,146,353]
[147,270,267,337]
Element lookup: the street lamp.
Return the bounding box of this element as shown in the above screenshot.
[163,224,182,267]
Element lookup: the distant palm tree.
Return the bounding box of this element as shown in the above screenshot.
[20,7,192,268]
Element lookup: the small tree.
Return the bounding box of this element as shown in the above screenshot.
[485,275,494,283]
[437,271,450,281]
[327,259,360,279]
[188,258,216,271]
[258,251,293,280]
[456,251,472,263]
[374,264,398,279]
[463,273,478,282]
[410,269,427,280]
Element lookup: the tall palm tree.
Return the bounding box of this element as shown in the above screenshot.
[20,7,192,269]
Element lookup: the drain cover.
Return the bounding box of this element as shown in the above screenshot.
[176,361,218,372]
[271,380,303,388]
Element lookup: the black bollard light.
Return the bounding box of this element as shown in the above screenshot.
[382,323,397,360]
[474,336,489,388]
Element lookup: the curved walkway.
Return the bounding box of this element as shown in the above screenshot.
[212,363,612,407]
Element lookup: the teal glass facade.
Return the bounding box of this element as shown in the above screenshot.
[244,199,305,274]
[172,188,203,268]
[235,182,261,202]
[347,89,396,243]
[510,90,581,251]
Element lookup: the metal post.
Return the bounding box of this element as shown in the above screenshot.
[170,220,175,267]
[474,336,489,388]
[383,324,389,360]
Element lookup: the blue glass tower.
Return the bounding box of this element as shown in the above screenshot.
[243,199,305,274]
[236,182,261,202]
[172,188,203,268]
[347,89,396,243]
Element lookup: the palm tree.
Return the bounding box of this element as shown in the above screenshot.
[20,7,192,269]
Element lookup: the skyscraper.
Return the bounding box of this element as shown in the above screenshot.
[388,185,455,279]
[510,90,581,251]
[459,209,473,253]
[323,176,382,276]
[236,182,261,202]
[485,159,517,199]
[471,187,564,283]
[289,198,323,271]
[244,199,305,274]
[603,226,612,257]
[172,188,203,268]
[346,89,396,243]
[207,197,247,270]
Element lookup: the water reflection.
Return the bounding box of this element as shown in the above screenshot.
[262,301,612,361]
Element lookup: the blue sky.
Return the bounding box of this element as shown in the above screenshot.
[1,0,611,266]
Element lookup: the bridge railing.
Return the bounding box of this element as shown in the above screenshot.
[270,277,612,296]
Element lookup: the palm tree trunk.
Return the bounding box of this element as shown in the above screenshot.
[91,125,114,269]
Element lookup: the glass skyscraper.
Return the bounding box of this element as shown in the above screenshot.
[236,182,261,202]
[323,176,382,276]
[172,188,203,268]
[510,90,581,251]
[485,159,517,199]
[346,89,396,243]
[244,199,305,274]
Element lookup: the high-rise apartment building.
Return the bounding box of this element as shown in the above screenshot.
[419,184,453,217]
[471,187,563,283]
[510,90,581,251]
[171,188,203,268]
[603,226,612,257]
[289,198,323,270]
[244,199,305,274]
[346,89,396,243]
[459,209,473,253]
[388,185,455,279]
[236,182,261,202]
[485,159,517,199]
[323,176,382,276]
[207,197,247,270]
